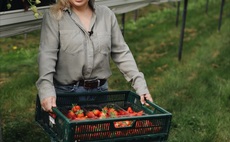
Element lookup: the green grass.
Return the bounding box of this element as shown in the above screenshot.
[0,0,230,141]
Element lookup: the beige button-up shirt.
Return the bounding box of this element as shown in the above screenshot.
[36,5,150,101]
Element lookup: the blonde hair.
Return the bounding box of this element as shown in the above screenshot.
[50,0,95,20]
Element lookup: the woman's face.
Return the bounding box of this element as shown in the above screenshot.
[69,0,89,8]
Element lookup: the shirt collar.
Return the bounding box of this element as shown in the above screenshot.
[63,7,72,15]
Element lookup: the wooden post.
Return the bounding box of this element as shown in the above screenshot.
[176,1,181,27]
[178,0,188,61]
[218,0,225,31]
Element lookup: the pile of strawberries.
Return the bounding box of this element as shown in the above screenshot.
[66,104,144,121]
[60,104,163,141]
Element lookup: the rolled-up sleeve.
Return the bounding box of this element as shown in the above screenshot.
[110,11,150,96]
[36,10,59,101]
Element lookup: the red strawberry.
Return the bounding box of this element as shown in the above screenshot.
[102,106,108,113]
[76,109,84,118]
[136,110,144,116]
[125,120,132,126]
[67,110,75,119]
[86,111,95,118]
[108,108,115,113]
[93,109,101,117]
[127,107,134,113]
[118,110,128,116]
[99,112,107,119]
[72,104,81,113]
[109,110,118,118]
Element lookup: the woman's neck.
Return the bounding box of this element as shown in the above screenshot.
[71,4,93,31]
[72,3,90,15]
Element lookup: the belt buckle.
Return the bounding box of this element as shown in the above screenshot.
[83,79,100,88]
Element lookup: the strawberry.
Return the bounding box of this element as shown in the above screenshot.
[86,111,95,118]
[115,121,126,127]
[125,120,132,126]
[67,110,76,119]
[127,107,134,113]
[108,108,115,113]
[72,104,81,113]
[129,112,137,116]
[118,110,127,116]
[114,122,120,128]
[109,110,118,118]
[136,110,144,116]
[93,109,101,117]
[76,109,84,118]
[102,106,108,113]
[73,116,87,121]
[99,112,107,119]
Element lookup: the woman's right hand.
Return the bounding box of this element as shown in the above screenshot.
[41,96,56,112]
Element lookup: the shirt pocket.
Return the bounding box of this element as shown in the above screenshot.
[60,30,84,54]
[97,32,111,55]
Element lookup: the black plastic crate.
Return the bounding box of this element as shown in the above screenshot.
[35,91,172,142]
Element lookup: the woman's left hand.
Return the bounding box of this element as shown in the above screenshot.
[140,93,153,105]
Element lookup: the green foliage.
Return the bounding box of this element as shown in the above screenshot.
[5,0,42,18]
[0,1,230,141]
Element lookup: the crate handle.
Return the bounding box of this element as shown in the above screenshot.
[144,100,171,114]
[52,107,70,122]
[141,99,156,113]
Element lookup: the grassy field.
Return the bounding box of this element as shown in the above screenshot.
[0,0,230,142]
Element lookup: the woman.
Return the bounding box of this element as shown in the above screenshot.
[36,0,153,113]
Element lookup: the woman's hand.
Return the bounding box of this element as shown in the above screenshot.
[41,96,56,112]
[140,93,153,105]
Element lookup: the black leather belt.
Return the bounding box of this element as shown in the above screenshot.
[73,79,106,89]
